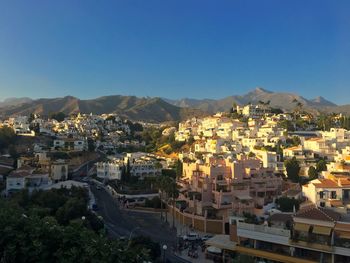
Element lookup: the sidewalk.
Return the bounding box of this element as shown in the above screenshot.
[174,249,212,263]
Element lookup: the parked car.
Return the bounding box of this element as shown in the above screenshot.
[201,234,213,241]
[183,232,199,241]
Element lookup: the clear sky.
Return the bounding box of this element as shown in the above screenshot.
[0,0,349,104]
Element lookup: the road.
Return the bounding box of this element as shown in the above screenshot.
[91,185,190,263]
[71,152,105,180]
[70,151,189,262]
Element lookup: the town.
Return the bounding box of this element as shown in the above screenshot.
[1,102,350,263]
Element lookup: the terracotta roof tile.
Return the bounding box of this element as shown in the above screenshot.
[335,222,350,231]
[313,179,339,188]
[295,206,341,222]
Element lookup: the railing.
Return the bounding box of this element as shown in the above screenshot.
[334,237,350,248]
[294,234,331,246]
[237,222,291,237]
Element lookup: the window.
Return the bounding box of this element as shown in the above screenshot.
[331,191,337,199]
[319,191,324,199]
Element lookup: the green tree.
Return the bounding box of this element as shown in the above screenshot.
[0,189,151,262]
[278,120,295,132]
[308,166,318,180]
[276,197,300,212]
[56,197,87,225]
[125,159,131,182]
[156,175,178,223]
[87,138,95,152]
[0,127,16,150]
[176,159,183,179]
[317,114,333,131]
[284,157,301,183]
[316,159,327,173]
[129,236,161,260]
[187,135,195,145]
[341,116,350,130]
[49,112,66,122]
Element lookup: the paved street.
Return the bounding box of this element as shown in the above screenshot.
[70,153,190,262]
[91,185,190,263]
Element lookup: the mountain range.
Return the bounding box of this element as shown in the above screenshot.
[164,87,338,113]
[0,96,205,123]
[0,88,349,122]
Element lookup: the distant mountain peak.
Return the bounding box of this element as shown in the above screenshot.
[165,87,343,113]
[63,95,78,100]
[312,96,326,102]
[253,87,272,93]
[311,96,337,106]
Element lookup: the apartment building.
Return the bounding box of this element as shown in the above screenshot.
[96,160,123,181]
[179,155,283,227]
[226,206,350,263]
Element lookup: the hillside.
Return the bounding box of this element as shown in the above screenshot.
[0,97,33,108]
[1,88,349,121]
[0,95,207,123]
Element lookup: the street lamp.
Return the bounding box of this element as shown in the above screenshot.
[162,244,167,262]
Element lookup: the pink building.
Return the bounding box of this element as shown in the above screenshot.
[179,155,283,222]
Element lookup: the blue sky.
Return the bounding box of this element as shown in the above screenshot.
[0,0,349,104]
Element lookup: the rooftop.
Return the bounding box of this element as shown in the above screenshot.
[295,206,341,222]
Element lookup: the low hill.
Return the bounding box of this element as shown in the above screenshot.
[0,95,207,123]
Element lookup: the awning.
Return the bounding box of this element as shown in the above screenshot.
[335,231,350,239]
[207,246,222,254]
[205,234,236,251]
[236,194,252,200]
[294,223,310,232]
[313,225,332,236]
[329,200,343,207]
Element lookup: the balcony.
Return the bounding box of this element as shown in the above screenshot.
[212,200,232,209]
[235,246,317,263]
[237,222,290,246]
[290,232,332,252]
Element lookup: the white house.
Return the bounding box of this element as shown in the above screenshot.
[50,160,68,182]
[96,161,123,181]
[53,138,86,151]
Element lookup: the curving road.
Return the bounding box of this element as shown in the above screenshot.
[91,185,190,263]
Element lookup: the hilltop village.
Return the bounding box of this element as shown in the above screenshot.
[2,103,350,263]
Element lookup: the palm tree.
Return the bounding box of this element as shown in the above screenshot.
[165,177,179,229]
[297,102,303,112]
[157,176,179,225]
[156,176,165,221]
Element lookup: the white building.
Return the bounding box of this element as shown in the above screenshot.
[50,160,68,182]
[130,160,161,179]
[96,161,123,181]
[53,138,86,151]
[6,168,52,193]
